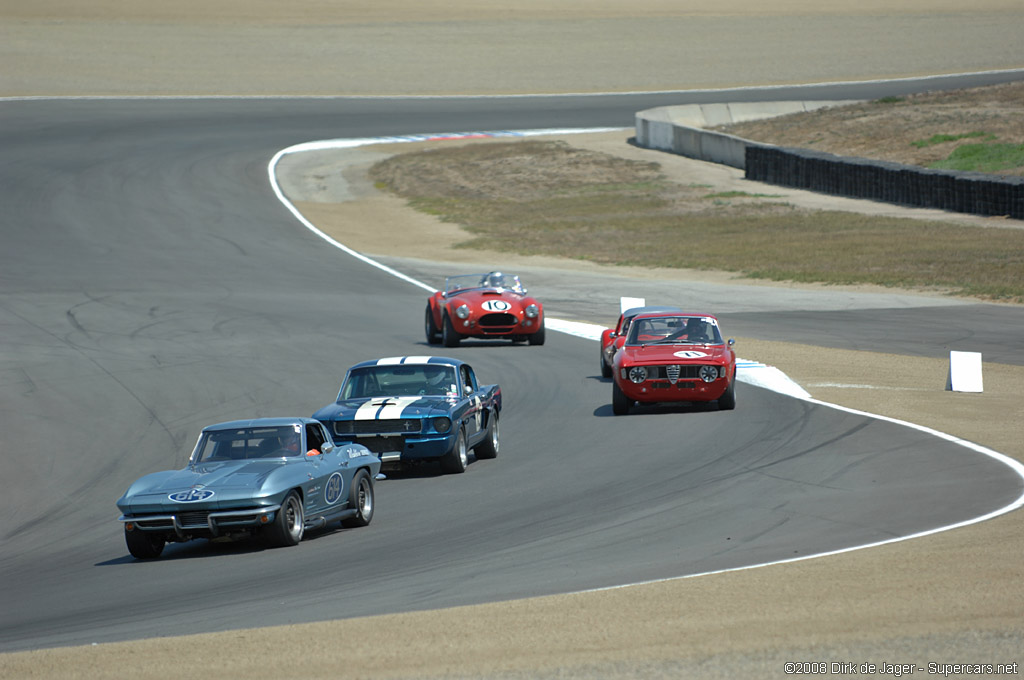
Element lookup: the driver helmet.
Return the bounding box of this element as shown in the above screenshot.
[484,271,505,288]
[279,431,300,454]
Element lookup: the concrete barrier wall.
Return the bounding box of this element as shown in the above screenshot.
[635,104,1024,220]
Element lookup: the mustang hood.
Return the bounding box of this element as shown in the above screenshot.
[314,396,455,421]
[622,344,731,364]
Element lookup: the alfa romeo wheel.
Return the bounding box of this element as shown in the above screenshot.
[612,381,633,416]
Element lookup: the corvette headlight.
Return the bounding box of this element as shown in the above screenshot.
[455,304,470,319]
[628,366,648,384]
[434,417,452,433]
[699,365,718,383]
[524,304,539,318]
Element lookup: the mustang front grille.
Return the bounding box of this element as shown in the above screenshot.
[333,419,422,436]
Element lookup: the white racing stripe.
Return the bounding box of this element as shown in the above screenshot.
[353,397,421,420]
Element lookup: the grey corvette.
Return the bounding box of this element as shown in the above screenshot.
[116,417,381,559]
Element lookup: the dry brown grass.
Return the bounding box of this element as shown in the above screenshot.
[368,94,1024,302]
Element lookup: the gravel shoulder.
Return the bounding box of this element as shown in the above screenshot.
[3,1,1023,678]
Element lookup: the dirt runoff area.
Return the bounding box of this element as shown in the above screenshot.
[3,1,1024,678]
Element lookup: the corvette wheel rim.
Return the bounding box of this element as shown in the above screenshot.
[359,479,372,516]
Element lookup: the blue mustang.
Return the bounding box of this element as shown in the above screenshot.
[312,356,502,474]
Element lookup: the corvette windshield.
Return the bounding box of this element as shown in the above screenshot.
[340,364,458,399]
[194,425,302,463]
[445,273,524,295]
[625,316,723,346]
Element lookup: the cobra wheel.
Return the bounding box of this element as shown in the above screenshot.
[264,490,304,547]
[425,304,441,345]
[341,469,375,528]
[125,526,165,560]
[612,381,633,416]
[474,412,499,459]
[718,378,737,411]
[440,428,468,474]
[527,319,545,346]
[442,312,461,348]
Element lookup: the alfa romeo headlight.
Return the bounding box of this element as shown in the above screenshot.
[455,304,470,319]
[699,365,718,383]
[628,366,648,384]
[524,304,539,318]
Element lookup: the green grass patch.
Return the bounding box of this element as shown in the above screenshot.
[929,143,1024,173]
[911,131,993,148]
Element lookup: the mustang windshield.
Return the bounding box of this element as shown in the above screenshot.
[444,273,524,295]
[194,425,302,463]
[340,364,459,399]
[625,316,723,346]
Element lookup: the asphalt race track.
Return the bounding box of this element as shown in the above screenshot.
[2,75,1023,652]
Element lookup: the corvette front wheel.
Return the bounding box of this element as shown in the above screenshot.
[341,469,374,528]
[125,526,165,560]
[265,491,304,547]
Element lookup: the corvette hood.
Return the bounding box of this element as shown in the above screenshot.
[313,396,456,421]
[621,344,731,365]
[117,460,287,513]
[138,461,282,494]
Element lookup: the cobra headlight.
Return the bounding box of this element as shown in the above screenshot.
[434,417,452,433]
[628,366,648,384]
[455,304,470,319]
[699,365,719,383]
[524,303,539,319]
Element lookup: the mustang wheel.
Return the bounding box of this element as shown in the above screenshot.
[265,490,304,547]
[474,412,499,459]
[341,469,375,528]
[718,379,737,410]
[528,319,545,346]
[425,305,441,345]
[125,526,165,560]
[442,312,461,347]
[599,351,612,378]
[612,381,633,415]
[441,428,468,474]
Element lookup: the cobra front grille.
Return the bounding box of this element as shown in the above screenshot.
[333,419,422,436]
[479,313,517,331]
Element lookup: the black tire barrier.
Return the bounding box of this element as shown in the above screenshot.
[745,145,1024,220]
